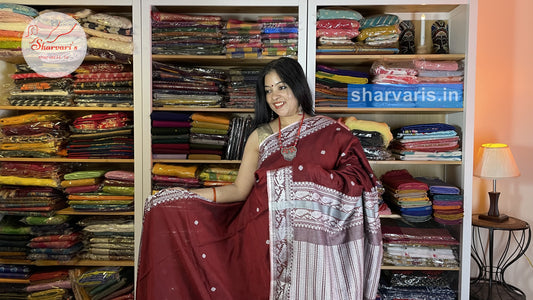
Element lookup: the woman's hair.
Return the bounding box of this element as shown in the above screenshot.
[254,57,314,127]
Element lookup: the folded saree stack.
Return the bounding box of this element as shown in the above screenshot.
[415,59,464,84]
[0,261,31,282]
[0,162,67,216]
[72,62,133,107]
[315,64,369,107]
[0,111,69,158]
[225,67,260,108]
[225,115,253,160]
[0,216,32,261]
[381,169,432,223]
[342,116,394,161]
[80,11,133,64]
[378,270,457,300]
[66,112,134,159]
[0,3,37,61]
[151,111,191,159]
[224,19,262,59]
[62,169,133,212]
[151,163,202,192]
[8,64,75,107]
[189,113,230,160]
[151,12,224,56]
[259,15,298,57]
[25,215,83,261]
[78,216,134,262]
[197,164,239,187]
[416,176,464,225]
[75,265,134,298]
[391,123,461,161]
[152,61,227,108]
[380,218,460,268]
[316,8,400,55]
[315,7,362,54]
[26,268,73,299]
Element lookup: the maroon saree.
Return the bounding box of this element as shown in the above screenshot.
[137,115,382,300]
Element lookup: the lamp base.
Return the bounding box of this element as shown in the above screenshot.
[479,191,509,223]
[479,213,509,222]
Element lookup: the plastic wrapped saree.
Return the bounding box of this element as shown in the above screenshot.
[137,115,383,300]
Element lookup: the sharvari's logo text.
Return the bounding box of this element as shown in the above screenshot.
[21,12,87,78]
[347,84,463,108]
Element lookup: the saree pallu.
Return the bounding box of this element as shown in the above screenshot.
[137,115,382,300]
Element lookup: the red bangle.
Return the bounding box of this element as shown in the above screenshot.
[212,187,216,203]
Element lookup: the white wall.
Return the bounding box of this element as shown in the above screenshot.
[474,0,533,296]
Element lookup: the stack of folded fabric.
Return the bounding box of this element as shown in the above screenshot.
[152,61,227,108]
[8,64,75,106]
[414,60,464,84]
[370,60,419,84]
[26,268,73,300]
[0,216,32,260]
[391,123,461,161]
[62,169,133,213]
[225,67,260,108]
[0,264,31,279]
[416,176,464,225]
[151,12,224,56]
[259,15,298,57]
[80,12,133,64]
[67,112,134,159]
[25,215,83,262]
[381,218,460,268]
[342,116,394,161]
[151,163,202,193]
[378,270,457,300]
[197,165,239,187]
[225,115,253,160]
[315,64,369,107]
[151,111,191,159]
[0,3,37,61]
[380,169,432,222]
[189,113,230,160]
[0,162,66,216]
[61,169,105,201]
[78,216,134,262]
[75,266,133,299]
[315,7,362,55]
[224,19,263,59]
[356,14,401,52]
[0,111,69,158]
[72,62,133,107]
[101,170,134,199]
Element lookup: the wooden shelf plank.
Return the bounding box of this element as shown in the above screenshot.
[56,207,134,216]
[381,265,460,271]
[0,105,133,111]
[0,158,134,163]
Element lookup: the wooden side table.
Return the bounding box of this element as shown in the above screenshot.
[470,214,531,300]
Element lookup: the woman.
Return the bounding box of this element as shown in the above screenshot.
[137,57,382,300]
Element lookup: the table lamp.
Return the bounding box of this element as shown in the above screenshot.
[473,143,520,222]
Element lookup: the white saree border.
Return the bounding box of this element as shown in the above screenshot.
[267,166,382,300]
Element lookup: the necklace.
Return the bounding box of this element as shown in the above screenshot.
[278,114,305,161]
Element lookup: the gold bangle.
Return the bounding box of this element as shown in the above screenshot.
[212,187,216,203]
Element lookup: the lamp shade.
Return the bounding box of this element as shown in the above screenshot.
[473,143,520,179]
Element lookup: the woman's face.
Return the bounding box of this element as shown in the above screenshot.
[264,70,300,118]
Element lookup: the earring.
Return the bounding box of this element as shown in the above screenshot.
[298,106,303,115]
